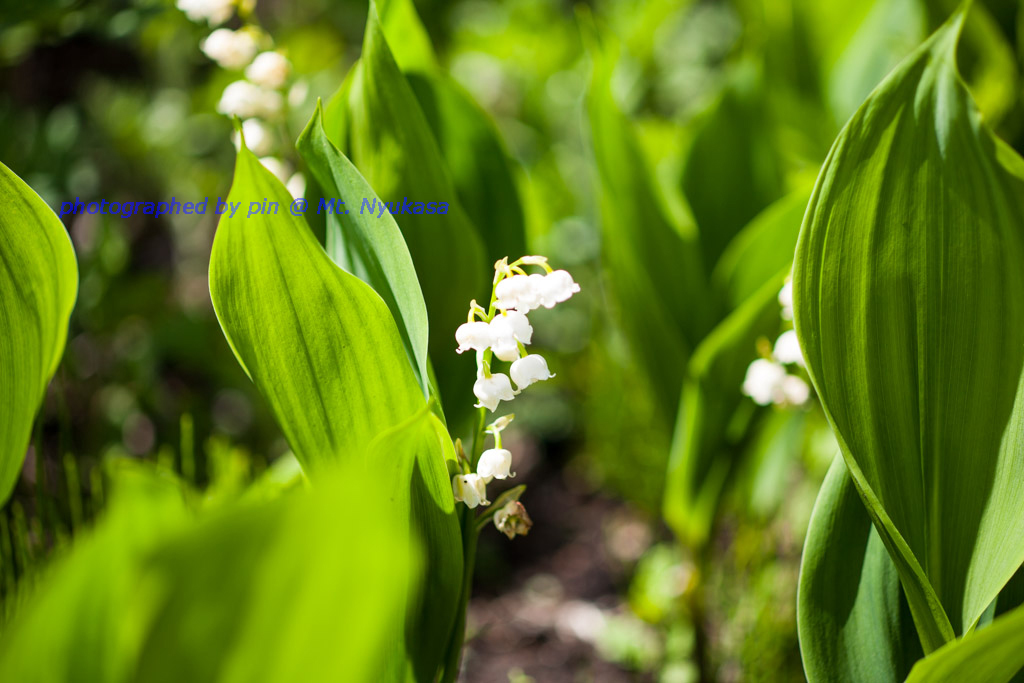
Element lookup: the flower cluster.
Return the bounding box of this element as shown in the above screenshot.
[741,278,811,407]
[175,0,306,199]
[450,256,580,536]
[456,256,579,412]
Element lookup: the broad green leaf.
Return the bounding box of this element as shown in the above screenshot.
[662,274,787,548]
[0,161,77,504]
[712,186,813,310]
[406,72,528,267]
[798,456,922,683]
[680,61,787,270]
[296,103,430,396]
[334,3,486,414]
[209,141,461,677]
[376,0,437,72]
[583,19,714,422]
[793,8,1024,646]
[905,602,1024,683]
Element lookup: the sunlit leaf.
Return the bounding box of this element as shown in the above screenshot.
[793,8,1024,647]
[798,456,923,683]
[0,161,77,504]
[906,602,1024,683]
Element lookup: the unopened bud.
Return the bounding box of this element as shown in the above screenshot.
[494,500,532,539]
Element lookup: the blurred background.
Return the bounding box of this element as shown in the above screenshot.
[1,0,1022,680]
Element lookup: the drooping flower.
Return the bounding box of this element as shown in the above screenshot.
[246,51,290,89]
[217,81,283,118]
[177,0,234,25]
[494,501,533,539]
[780,375,810,406]
[456,321,492,354]
[286,172,305,199]
[477,448,513,480]
[778,280,794,321]
[742,359,787,406]
[202,28,259,70]
[772,329,804,366]
[510,354,553,390]
[489,316,523,362]
[502,309,533,344]
[494,274,540,312]
[537,269,581,308]
[233,118,273,156]
[474,373,516,412]
[452,474,489,509]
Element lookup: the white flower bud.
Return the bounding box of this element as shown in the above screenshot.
[201,28,258,70]
[246,51,291,89]
[217,81,283,118]
[538,269,580,308]
[779,280,794,321]
[477,448,513,480]
[452,474,489,508]
[232,118,273,156]
[781,375,810,406]
[474,373,516,411]
[510,354,553,390]
[494,274,542,312]
[456,321,492,354]
[494,500,532,539]
[258,156,290,183]
[773,329,804,366]
[742,359,787,406]
[286,172,306,199]
[177,0,234,25]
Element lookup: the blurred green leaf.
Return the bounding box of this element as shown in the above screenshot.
[798,456,923,683]
[297,103,430,397]
[793,9,1024,647]
[583,16,715,422]
[662,275,786,548]
[0,160,77,504]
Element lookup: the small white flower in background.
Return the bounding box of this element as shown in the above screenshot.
[232,118,273,156]
[781,375,810,406]
[494,500,532,539]
[477,448,513,480]
[217,81,283,118]
[258,157,290,184]
[177,0,234,25]
[452,474,489,509]
[286,172,305,199]
[510,354,553,390]
[773,329,804,366]
[779,280,794,321]
[246,51,290,89]
[456,321,492,354]
[473,373,516,412]
[201,28,259,70]
[742,359,787,406]
[494,269,580,313]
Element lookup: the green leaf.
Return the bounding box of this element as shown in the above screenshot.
[0,161,77,504]
[332,3,487,414]
[209,140,461,678]
[712,186,813,310]
[583,17,715,422]
[662,274,787,548]
[793,8,1024,646]
[905,602,1024,683]
[680,61,787,270]
[798,456,923,683]
[296,103,430,396]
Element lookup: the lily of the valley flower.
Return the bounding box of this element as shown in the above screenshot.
[217,81,283,118]
[772,329,804,366]
[246,51,290,89]
[202,28,259,70]
[474,373,516,412]
[477,448,513,480]
[456,321,492,354]
[177,0,234,25]
[742,358,809,407]
[494,501,533,539]
[495,270,580,313]
[778,280,794,321]
[510,354,553,390]
[452,474,489,509]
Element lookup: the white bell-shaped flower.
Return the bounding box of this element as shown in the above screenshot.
[474,373,516,411]
[779,281,794,321]
[177,0,234,25]
[489,315,525,362]
[477,448,513,480]
[772,329,804,366]
[246,51,291,89]
[452,474,489,509]
[495,274,542,312]
[781,375,810,406]
[510,354,554,390]
[503,309,533,344]
[538,269,581,308]
[258,157,290,184]
[742,359,787,406]
[201,28,258,70]
[286,172,306,200]
[232,119,273,156]
[218,81,283,118]
[456,321,492,354]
